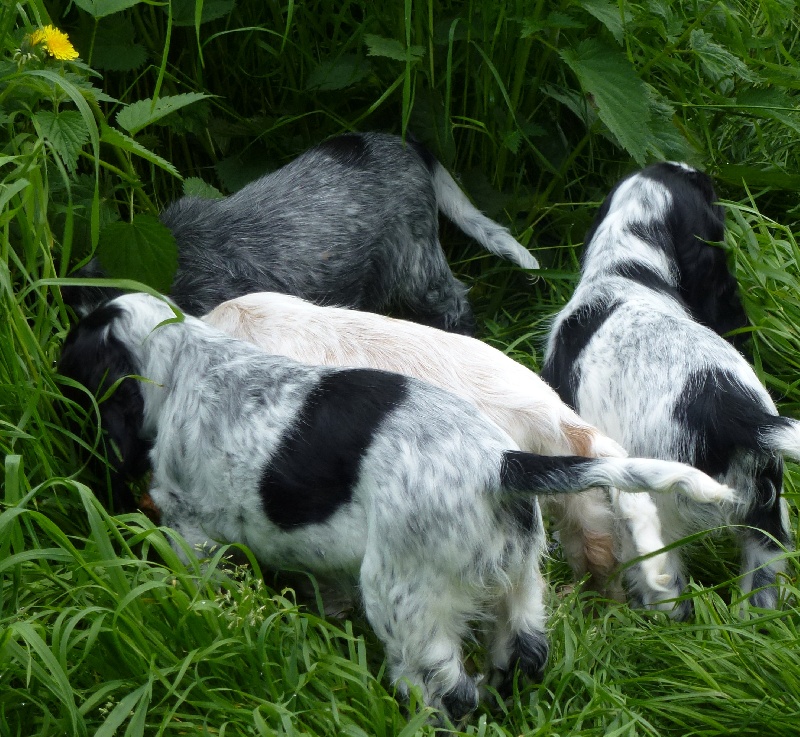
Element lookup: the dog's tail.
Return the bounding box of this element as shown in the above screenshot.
[499,452,733,503]
[761,417,800,462]
[430,162,539,271]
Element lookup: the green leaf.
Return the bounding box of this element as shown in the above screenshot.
[522,11,586,36]
[99,124,180,178]
[183,177,224,199]
[96,215,178,294]
[363,34,425,63]
[33,110,89,173]
[578,0,632,45]
[306,55,371,91]
[168,0,236,27]
[116,93,209,136]
[560,39,652,165]
[689,29,762,85]
[215,151,272,192]
[88,16,147,71]
[73,0,143,18]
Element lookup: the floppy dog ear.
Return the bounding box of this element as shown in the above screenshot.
[665,170,749,343]
[59,303,150,512]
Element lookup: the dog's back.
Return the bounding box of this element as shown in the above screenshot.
[543,162,793,613]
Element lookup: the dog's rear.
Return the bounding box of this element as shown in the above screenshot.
[63,133,536,335]
[204,291,630,595]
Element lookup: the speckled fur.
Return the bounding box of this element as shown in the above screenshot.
[60,293,732,720]
[65,133,537,335]
[203,291,629,598]
[543,162,800,615]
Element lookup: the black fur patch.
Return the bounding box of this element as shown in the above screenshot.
[315,133,370,168]
[59,302,150,511]
[440,673,479,722]
[541,300,619,409]
[259,368,408,529]
[639,163,748,342]
[745,455,790,549]
[611,257,681,301]
[499,451,596,494]
[407,136,437,174]
[511,630,549,681]
[674,369,787,477]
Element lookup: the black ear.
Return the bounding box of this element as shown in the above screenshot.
[59,303,150,512]
[667,170,748,343]
[61,259,125,318]
[639,164,748,344]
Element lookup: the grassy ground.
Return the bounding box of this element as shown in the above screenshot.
[2,0,800,734]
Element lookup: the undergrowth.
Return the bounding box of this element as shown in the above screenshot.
[2,0,800,734]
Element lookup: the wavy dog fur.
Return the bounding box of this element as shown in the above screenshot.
[60,293,731,721]
[543,162,797,616]
[64,132,537,335]
[205,291,631,598]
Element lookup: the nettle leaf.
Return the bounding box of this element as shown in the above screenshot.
[73,0,143,18]
[578,0,632,45]
[306,55,371,91]
[736,88,800,136]
[97,215,178,293]
[560,39,652,165]
[33,110,89,173]
[89,16,147,71]
[100,124,180,178]
[689,30,762,85]
[169,0,236,27]
[116,93,209,136]
[363,34,425,63]
[183,177,224,199]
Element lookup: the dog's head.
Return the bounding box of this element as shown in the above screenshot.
[59,297,159,510]
[586,162,747,342]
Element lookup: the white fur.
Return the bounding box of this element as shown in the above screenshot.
[203,291,727,598]
[543,162,796,615]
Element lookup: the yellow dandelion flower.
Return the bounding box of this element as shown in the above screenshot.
[29,25,79,61]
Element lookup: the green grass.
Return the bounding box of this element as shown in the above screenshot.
[2,0,800,734]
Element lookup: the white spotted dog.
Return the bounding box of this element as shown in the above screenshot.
[543,161,798,617]
[63,132,537,335]
[203,291,634,600]
[59,293,731,722]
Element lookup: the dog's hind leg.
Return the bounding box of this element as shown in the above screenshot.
[485,548,550,697]
[738,459,791,609]
[611,489,692,619]
[359,550,479,722]
[544,490,623,600]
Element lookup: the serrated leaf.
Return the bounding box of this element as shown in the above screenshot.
[33,110,89,173]
[73,0,143,18]
[96,215,178,293]
[99,124,180,178]
[183,177,224,199]
[363,34,425,63]
[560,39,652,165]
[736,88,800,136]
[306,55,371,91]
[116,93,209,136]
[689,29,761,85]
[168,0,236,27]
[578,0,632,45]
[89,16,147,71]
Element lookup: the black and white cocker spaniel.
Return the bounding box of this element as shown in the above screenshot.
[543,161,798,616]
[64,132,537,335]
[60,292,731,721]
